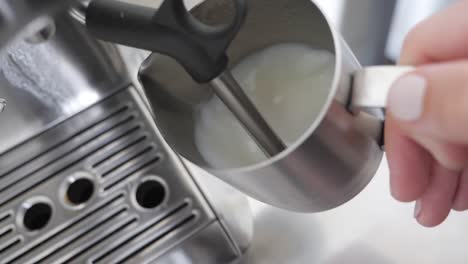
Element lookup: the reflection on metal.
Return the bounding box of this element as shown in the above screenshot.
[69,0,90,25]
[315,0,397,66]
[0,12,129,154]
[0,99,5,112]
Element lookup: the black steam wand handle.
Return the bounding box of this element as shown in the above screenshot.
[86,0,246,83]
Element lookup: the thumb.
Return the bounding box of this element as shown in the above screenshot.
[387,61,468,170]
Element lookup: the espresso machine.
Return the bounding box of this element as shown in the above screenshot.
[1,0,461,263]
[0,1,252,263]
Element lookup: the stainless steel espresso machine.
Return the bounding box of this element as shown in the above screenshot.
[0,1,252,263]
[1,0,458,263]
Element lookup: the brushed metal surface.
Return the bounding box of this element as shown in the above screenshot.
[0,98,5,112]
[155,222,239,264]
[0,11,129,155]
[187,164,253,255]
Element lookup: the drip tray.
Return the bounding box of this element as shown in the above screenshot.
[0,87,217,264]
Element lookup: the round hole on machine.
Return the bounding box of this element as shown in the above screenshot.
[25,20,56,44]
[23,202,52,232]
[66,178,95,206]
[135,179,167,209]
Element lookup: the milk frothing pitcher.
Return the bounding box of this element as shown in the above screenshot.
[88,0,412,212]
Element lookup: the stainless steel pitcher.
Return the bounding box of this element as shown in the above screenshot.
[139,0,411,212]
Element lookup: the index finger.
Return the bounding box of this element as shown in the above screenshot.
[401,0,468,65]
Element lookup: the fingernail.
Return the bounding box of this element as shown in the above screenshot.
[388,74,427,122]
[414,200,422,219]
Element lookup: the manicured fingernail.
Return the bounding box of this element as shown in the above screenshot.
[388,74,427,122]
[414,200,422,219]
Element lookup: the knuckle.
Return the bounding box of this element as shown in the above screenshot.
[400,25,430,64]
[430,63,468,134]
[402,25,424,52]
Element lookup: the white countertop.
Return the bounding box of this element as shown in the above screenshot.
[241,157,468,264]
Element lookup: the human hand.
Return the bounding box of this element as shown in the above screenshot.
[386,0,468,227]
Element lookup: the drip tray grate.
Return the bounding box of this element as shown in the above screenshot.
[0,88,213,264]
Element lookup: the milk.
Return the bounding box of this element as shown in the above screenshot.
[195,43,336,169]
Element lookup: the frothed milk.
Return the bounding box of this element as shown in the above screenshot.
[195,43,335,169]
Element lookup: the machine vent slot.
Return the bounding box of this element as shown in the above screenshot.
[0,226,13,240]
[0,114,141,207]
[103,155,161,192]
[33,208,134,264]
[91,135,148,168]
[0,213,13,246]
[0,212,11,225]
[91,201,193,264]
[0,106,129,180]
[56,217,138,264]
[0,237,22,256]
[101,146,154,178]
[0,112,136,192]
[116,214,197,264]
[2,193,125,264]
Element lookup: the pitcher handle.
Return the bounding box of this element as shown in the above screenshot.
[350,66,415,146]
[351,66,415,109]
